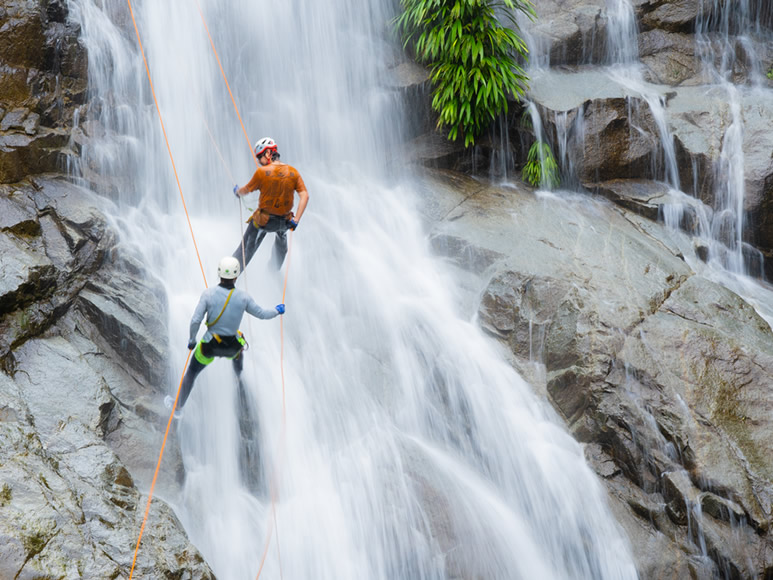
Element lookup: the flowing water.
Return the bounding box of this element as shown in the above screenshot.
[68,0,641,578]
[522,0,771,280]
[519,1,773,572]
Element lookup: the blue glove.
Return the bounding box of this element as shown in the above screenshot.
[275,304,285,315]
[233,185,240,198]
[287,219,298,231]
[187,340,197,350]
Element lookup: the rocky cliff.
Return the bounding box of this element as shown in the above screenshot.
[401,2,773,575]
[420,167,773,578]
[0,1,212,577]
[404,0,773,280]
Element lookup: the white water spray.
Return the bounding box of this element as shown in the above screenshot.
[69,0,638,578]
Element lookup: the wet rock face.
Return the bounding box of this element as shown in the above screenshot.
[0,0,87,184]
[0,394,212,579]
[0,1,210,574]
[423,168,773,579]
[407,0,773,278]
[638,0,704,33]
[0,178,205,576]
[528,0,608,66]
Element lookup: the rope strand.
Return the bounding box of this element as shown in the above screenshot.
[194,0,258,168]
[129,350,192,578]
[126,0,207,288]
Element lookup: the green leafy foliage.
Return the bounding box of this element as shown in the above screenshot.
[767,66,773,80]
[522,141,560,189]
[396,0,535,147]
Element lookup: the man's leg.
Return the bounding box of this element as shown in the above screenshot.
[178,357,206,409]
[232,352,262,494]
[233,222,268,271]
[177,341,216,408]
[231,352,244,376]
[272,230,288,270]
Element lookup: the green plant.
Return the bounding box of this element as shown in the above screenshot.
[519,108,533,130]
[522,141,560,188]
[396,0,535,147]
[767,66,773,80]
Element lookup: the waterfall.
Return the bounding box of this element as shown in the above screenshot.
[604,0,638,66]
[602,0,681,190]
[690,0,773,275]
[525,0,766,278]
[605,0,769,277]
[68,0,638,578]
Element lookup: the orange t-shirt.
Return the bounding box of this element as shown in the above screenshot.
[243,163,306,217]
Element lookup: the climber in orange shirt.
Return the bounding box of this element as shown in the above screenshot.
[232,137,309,271]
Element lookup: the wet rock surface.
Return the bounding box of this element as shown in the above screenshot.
[421,168,773,578]
[410,0,773,278]
[527,0,773,277]
[0,177,206,576]
[0,0,87,184]
[0,0,210,574]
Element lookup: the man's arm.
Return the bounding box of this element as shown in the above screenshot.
[294,173,309,223]
[294,186,309,223]
[245,295,280,320]
[188,292,209,343]
[236,169,264,196]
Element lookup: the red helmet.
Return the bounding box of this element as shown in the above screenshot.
[254,137,277,158]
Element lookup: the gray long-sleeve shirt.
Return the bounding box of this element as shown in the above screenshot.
[189,284,279,343]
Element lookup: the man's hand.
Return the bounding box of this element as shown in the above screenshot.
[188,340,197,350]
[233,185,240,198]
[287,219,298,231]
[275,304,285,315]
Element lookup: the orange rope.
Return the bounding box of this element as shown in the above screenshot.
[124,2,210,576]
[197,102,237,185]
[253,231,293,580]
[125,0,208,288]
[194,0,259,169]
[129,350,192,578]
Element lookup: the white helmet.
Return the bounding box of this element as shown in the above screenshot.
[254,137,277,158]
[217,256,240,279]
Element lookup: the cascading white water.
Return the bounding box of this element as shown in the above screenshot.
[601,0,682,191]
[604,0,638,66]
[603,0,770,277]
[68,0,639,578]
[690,0,773,275]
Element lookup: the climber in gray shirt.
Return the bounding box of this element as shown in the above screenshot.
[165,256,284,416]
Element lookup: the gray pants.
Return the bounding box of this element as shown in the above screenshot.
[233,217,289,271]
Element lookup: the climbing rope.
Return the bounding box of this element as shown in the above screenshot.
[129,351,192,578]
[195,109,249,276]
[194,0,258,168]
[125,0,208,289]
[196,103,291,578]
[123,0,214,575]
[196,101,237,185]
[253,231,293,580]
